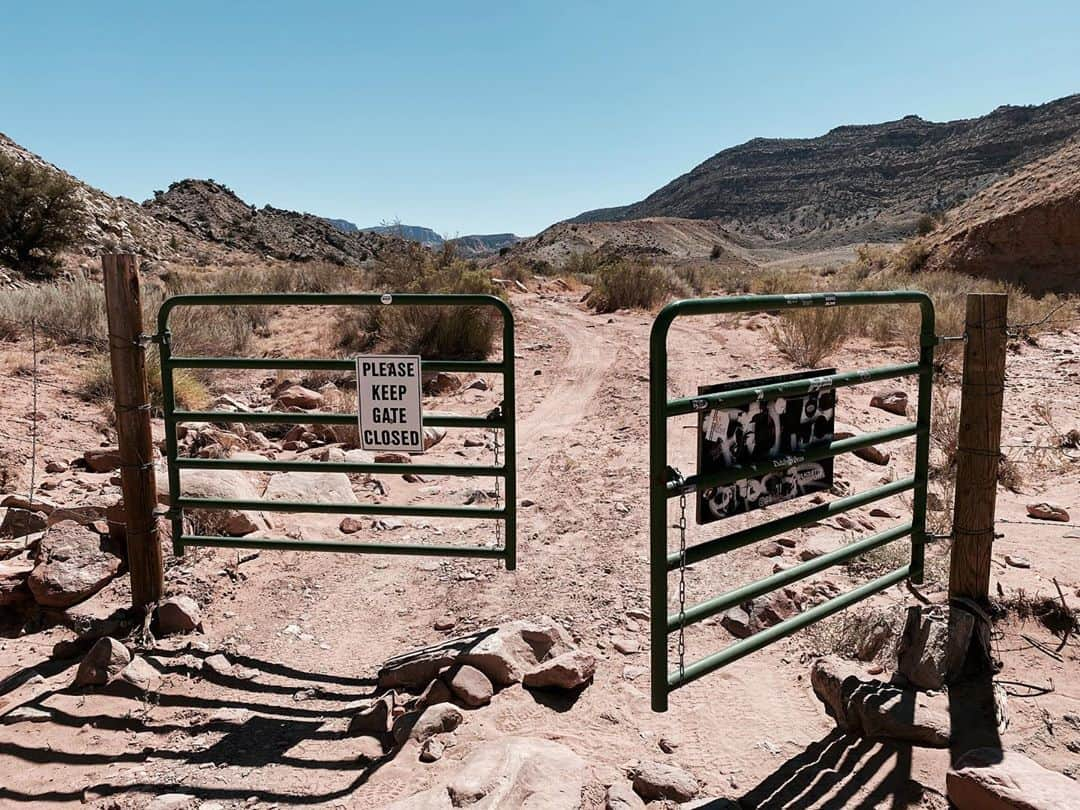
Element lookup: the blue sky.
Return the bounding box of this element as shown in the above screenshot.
[4,2,1077,236]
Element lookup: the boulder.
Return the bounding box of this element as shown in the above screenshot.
[896,605,973,690]
[84,447,123,473]
[0,554,34,607]
[263,472,357,504]
[2,493,58,514]
[721,607,754,639]
[1026,502,1070,522]
[112,655,162,694]
[378,618,572,691]
[274,385,324,410]
[155,596,202,635]
[444,664,493,708]
[870,390,909,416]
[405,702,463,743]
[0,507,47,539]
[811,656,950,748]
[523,650,596,690]
[419,737,445,762]
[348,693,394,737]
[423,427,447,450]
[606,782,647,810]
[155,467,269,536]
[629,760,700,802]
[422,372,462,395]
[386,737,586,809]
[28,521,122,608]
[74,637,131,686]
[947,747,1080,809]
[854,445,891,466]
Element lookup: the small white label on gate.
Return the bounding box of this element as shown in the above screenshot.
[356,354,425,453]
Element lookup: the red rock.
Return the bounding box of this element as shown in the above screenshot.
[947,747,1080,809]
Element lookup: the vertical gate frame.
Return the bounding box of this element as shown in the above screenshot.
[649,291,935,711]
[157,292,517,569]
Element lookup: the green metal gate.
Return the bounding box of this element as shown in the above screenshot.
[157,292,517,569]
[649,291,935,711]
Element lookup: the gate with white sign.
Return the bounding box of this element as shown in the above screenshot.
[649,291,935,711]
[157,293,517,569]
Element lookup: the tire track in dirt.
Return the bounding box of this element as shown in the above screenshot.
[515,298,620,480]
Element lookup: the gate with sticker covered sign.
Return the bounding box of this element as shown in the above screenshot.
[157,292,518,568]
[648,291,935,711]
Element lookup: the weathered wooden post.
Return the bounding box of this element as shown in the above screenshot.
[949,292,1008,604]
[103,254,164,607]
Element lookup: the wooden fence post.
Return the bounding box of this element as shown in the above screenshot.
[103,254,164,608]
[949,293,1009,603]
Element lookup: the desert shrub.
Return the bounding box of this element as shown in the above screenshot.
[79,351,209,413]
[0,276,107,345]
[768,306,854,367]
[0,153,88,278]
[585,259,670,313]
[709,244,723,260]
[748,268,816,296]
[333,243,504,359]
[915,214,936,236]
[563,251,605,277]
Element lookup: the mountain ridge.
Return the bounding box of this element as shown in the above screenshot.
[569,94,1080,248]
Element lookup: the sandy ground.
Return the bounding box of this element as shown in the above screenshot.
[1,286,1078,808]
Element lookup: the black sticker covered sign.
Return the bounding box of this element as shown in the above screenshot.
[696,369,836,524]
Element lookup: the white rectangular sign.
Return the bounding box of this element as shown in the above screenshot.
[355,354,425,453]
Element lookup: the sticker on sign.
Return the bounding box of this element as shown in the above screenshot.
[355,355,425,453]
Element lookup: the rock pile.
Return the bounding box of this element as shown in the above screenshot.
[351,619,597,764]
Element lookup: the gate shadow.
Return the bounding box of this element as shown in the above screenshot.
[0,647,394,806]
[693,729,922,810]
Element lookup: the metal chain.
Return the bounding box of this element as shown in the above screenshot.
[677,488,688,680]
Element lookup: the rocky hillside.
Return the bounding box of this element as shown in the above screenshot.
[512,216,754,268]
[571,94,1080,247]
[0,134,400,272]
[145,180,393,265]
[920,139,1080,293]
[0,132,187,262]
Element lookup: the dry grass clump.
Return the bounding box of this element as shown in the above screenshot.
[800,603,904,662]
[0,276,108,345]
[79,352,209,413]
[333,244,504,359]
[768,306,854,367]
[586,259,670,313]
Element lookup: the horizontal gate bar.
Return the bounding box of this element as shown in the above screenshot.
[166,357,505,374]
[666,363,927,418]
[178,497,506,520]
[667,476,916,570]
[178,534,506,558]
[175,457,503,477]
[667,521,912,631]
[169,410,504,429]
[669,564,910,689]
[667,423,923,497]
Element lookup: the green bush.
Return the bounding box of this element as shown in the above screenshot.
[333,243,504,359]
[768,306,854,367]
[586,259,670,313]
[0,152,87,278]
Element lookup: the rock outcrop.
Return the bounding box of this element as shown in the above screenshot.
[921,139,1080,293]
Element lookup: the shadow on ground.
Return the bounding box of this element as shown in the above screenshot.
[0,647,388,805]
